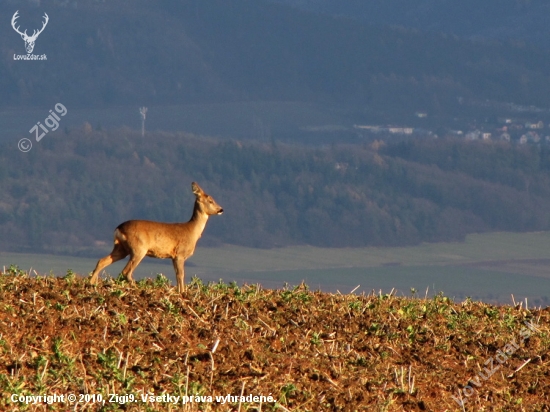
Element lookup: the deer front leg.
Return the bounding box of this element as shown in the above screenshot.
[173,257,185,293]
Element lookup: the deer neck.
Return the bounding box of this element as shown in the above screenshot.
[188,203,209,238]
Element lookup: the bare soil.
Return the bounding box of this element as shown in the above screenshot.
[0,268,549,411]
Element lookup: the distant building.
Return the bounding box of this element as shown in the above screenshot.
[526,121,544,129]
[520,131,540,144]
[497,118,513,124]
[354,125,414,135]
[388,127,414,135]
[465,130,481,140]
[334,162,349,172]
[354,125,381,132]
[519,135,528,144]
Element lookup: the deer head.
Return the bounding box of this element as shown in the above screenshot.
[11,11,49,54]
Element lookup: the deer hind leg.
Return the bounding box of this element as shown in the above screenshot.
[89,243,128,285]
[120,250,146,284]
[172,257,186,293]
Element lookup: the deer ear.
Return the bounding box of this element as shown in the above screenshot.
[191,182,203,195]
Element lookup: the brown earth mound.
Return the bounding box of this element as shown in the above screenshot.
[0,267,549,411]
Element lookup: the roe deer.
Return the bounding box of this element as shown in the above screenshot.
[89,182,223,292]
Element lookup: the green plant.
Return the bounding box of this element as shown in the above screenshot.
[111,289,127,298]
[279,383,297,405]
[310,332,322,346]
[63,269,76,284]
[54,302,66,311]
[5,265,26,277]
[118,313,128,325]
[161,298,178,315]
[349,300,362,311]
[187,381,205,396]
[154,274,171,288]
[52,337,74,367]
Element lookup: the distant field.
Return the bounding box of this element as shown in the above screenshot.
[0,102,354,144]
[2,231,550,305]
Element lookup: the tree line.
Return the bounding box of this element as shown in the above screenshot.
[2,0,550,116]
[2,129,550,254]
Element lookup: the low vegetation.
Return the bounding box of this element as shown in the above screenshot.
[0,266,549,411]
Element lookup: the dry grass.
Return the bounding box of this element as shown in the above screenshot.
[0,266,549,411]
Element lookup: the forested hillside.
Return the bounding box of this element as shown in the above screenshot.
[2,0,550,117]
[2,129,550,254]
[272,0,550,49]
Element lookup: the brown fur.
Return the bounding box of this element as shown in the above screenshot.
[89,182,223,292]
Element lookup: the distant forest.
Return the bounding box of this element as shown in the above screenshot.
[2,129,550,254]
[2,0,550,118]
[271,0,550,49]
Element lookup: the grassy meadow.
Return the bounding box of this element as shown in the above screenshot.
[2,231,550,306]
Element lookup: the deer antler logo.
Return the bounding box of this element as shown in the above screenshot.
[11,10,49,54]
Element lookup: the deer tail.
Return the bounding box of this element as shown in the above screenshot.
[114,228,127,244]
